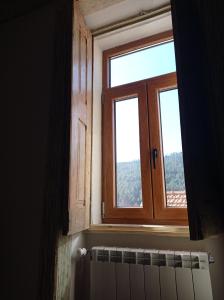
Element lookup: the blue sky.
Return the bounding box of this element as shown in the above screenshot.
[111,41,176,87]
[112,41,183,162]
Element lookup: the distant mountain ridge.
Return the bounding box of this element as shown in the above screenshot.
[116,152,185,207]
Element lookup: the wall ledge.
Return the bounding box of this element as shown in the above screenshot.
[87,224,189,237]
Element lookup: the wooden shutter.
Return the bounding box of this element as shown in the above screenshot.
[68,2,92,234]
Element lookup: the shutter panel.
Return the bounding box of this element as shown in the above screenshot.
[68,2,92,234]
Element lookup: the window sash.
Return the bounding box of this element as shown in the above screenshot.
[103,73,188,224]
[147,73,188,222]
[102,81,154,222]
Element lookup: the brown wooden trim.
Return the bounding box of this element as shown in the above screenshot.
[103,218,188,226]
[102,30,173,89]
[147,72,188,222]
[102,50,110,90]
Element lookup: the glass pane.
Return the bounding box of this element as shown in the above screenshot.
[159,89,187,208]
[111,41,176,87]
[115,98,142,208]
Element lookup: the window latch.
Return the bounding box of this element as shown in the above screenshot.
[101,201,105,218]
[152,148,158,169]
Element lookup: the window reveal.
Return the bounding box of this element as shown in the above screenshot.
[102,31,188,225]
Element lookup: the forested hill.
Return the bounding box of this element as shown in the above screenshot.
[116,152,185,207]
[163,152,185,191]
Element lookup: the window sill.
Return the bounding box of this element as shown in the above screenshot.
[87,224,189,237]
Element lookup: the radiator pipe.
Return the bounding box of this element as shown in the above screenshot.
[208,253,215,264]
[77,248,87,256]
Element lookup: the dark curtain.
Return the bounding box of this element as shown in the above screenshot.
[171,0,224,240]
[1,0,72,299]
[39,0,72,298]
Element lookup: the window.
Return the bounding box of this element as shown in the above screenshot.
[102,31,188,225]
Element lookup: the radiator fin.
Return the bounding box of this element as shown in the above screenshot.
[193,269,213,300]
[91,261,116,300]
[116,263,130,300]
[176,267,195,300]
[130,264,145,300]
[144,265,160,300]
[91,247,209,269]
[160,266,177,300]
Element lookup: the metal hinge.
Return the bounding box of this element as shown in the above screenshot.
[101,201,105,218]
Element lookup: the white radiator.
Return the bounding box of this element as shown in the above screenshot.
[90,246,213,300]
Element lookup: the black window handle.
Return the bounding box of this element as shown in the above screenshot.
[152,148,158,169]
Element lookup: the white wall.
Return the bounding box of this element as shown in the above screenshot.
[55,233,86,300]
[70,232,86,300]
[91,40,102,224]
[84,0,170,30]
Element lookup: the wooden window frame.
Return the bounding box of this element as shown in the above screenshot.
[102,81,154,223]
[148,73,188,224]
[102,31,188,225]
[103,30,174,90]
